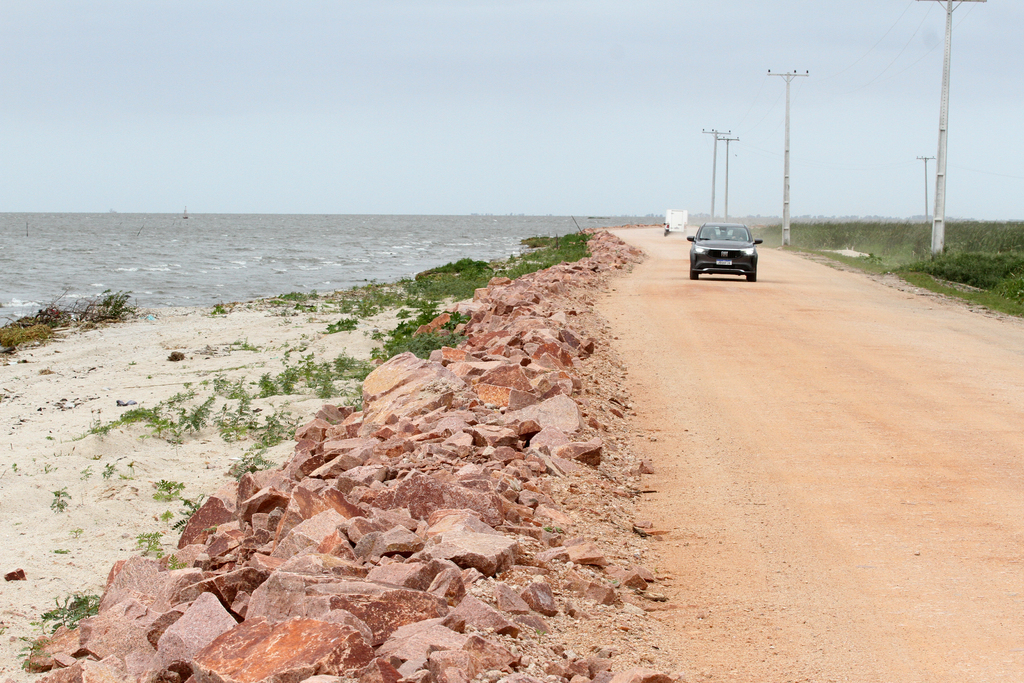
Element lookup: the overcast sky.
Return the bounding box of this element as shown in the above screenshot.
[0,1,1019,219]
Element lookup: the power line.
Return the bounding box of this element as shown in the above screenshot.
[820,1,917,84]
[733,74,769,131]
[950,164,1024,181]
[840,8,934,95]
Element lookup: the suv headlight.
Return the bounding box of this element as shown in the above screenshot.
[694,246,708,254]
[741,247,755,255]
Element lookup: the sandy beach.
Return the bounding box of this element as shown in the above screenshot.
[0,298,397,677]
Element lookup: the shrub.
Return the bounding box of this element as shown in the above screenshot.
[996,274,1024,303]
[906,252,1024,290]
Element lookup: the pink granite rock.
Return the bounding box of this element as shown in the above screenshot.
[441,596,519,637]
[191,617,374,683]
[519,581,558,617]
[372,474,504,528]
[424,530,519,577]
[153,592,237,674]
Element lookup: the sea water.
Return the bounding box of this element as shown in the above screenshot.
[0,213,646,321]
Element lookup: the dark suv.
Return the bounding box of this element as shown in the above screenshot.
[687,222,762,282]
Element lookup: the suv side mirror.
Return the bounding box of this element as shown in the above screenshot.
[686,235,695,242]
[753,238,763,245]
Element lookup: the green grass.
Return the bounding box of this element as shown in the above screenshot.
[774,220,1024,318]
[769,220,1024,264]
[904,252,1024,290]
[896,272,1024,317]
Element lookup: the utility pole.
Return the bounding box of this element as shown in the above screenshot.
[703,129,729,221]
[768,70,808,246]
[916,0,986,256]
[917,156,935,222]
[722,136,739,222]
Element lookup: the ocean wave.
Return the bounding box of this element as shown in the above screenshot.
[3,298,41,308]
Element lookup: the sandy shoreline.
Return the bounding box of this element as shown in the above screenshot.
[0,297,397,678]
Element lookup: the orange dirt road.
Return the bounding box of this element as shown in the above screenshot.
[599,228,1024,682]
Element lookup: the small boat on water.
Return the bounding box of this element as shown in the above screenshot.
[183,207,188,219]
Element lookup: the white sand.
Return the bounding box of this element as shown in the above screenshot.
[0,299,397,679]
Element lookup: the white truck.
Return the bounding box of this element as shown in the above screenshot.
[664,209,688,236]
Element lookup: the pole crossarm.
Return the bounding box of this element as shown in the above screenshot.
[768,71,809,246]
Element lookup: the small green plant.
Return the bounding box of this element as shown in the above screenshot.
[230,338,260,351]
[153,480,185,501]
[166,555,187,570]
[70,528,83,538]
[11,463,18,473]
[79,465,93,480]
[52,549,70,555]
[43,463,54,474]
[39,593,100,632]
[228,448,275,480]
[326,317,358,333]
[160,510,174,522]
[102,463,116,479]
[371,304,469,361]
[136,532,164,557]
[172,494,207,531]
[51,487,70,513]
[211,303,228,316]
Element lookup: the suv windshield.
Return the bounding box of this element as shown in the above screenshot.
[697,226,751,242]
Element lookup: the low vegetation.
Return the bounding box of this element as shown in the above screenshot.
[1,290,136,349]
[766,220,1024,316]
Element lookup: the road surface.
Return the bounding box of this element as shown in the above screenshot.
[599,228,1024,682]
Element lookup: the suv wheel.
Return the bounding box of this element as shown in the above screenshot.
[746,271,757,282]
[690,270,699,280]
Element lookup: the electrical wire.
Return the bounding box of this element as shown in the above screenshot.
[733,73,769,131]
[869,2,979,86]
[840,7,933,95]
[736,88,784,138]
[950,164,1024,181]
[818,0,916,84]
[742,141,920,172]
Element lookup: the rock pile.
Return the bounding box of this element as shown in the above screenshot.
[31,231,677,683]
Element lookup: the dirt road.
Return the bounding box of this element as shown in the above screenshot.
[599,228,1024,682]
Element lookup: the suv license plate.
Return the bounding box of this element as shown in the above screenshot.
[716,259,732,265]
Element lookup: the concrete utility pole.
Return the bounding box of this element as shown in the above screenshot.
[768,70,808,246]
[722,136,739,222]
[916,0,986,256]
[917,156,935,222]
[703,129,729,221]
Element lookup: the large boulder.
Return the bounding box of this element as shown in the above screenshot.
[423,531,519,577]
[152,592,237,676]
[192,617,374,683]
[373,474,504,528]
[505,395,583,435]
[360,353,470,434]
